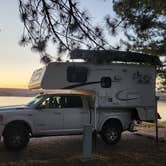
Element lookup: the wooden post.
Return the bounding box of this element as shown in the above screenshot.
[83,124,93,161]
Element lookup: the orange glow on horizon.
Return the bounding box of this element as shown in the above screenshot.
[0,83,28,89]
[0,70,31,89]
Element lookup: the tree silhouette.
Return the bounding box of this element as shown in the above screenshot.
[111,0,166,56]
[18,0,166,59]
[18,0,110,61]
[110,0,166,88]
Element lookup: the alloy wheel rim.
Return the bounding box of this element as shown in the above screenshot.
[105,129,118,141]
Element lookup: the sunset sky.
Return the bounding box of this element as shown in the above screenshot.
[0,1,42,89]
[0,0,116,89]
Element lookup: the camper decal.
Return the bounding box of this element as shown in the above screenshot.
[63,81,100,89]
[115,89,140,101]
[132,71,151,84]
[64,79,119,89]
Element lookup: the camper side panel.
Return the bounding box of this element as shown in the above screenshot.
[29,62,156,109]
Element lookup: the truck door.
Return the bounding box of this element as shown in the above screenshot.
[61,95,90,133]
[34,95,63,135]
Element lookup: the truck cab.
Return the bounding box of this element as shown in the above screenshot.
[0,90,131,150]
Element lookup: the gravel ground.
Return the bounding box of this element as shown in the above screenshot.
[0,132,166,166]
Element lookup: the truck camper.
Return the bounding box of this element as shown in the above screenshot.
[0,50,161,150]
[29,49,161,122]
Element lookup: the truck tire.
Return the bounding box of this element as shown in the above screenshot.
[3,123,30,150]
[100,121,122,145]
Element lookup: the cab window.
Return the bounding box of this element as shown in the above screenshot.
[59,96,83,108]
[40,96,59,109]
[39,95,83,109]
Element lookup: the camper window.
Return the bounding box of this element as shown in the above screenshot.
[67,66,88,83]
[101,77,112,88]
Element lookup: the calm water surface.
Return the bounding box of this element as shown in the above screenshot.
[0,96,32,106]
[0,96,165,121]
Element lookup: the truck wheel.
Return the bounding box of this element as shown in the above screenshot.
[3,123,30,150]
[100,122,122,145]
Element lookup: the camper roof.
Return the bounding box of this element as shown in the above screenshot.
[39,89,96,96]
[70,49,162,66]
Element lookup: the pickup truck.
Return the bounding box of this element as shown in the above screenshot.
[0,90,134,150]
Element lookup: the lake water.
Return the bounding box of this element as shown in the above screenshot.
[0,96,32,106]
[0,96,166,121]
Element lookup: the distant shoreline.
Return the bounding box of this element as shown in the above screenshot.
[0,88,39,97]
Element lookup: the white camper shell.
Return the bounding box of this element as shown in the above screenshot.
[29,62,157,121]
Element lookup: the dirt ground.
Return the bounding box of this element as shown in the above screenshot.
[0,132,166,166]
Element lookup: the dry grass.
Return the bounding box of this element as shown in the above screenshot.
[0,133,166,166]
[139,121,166,128]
